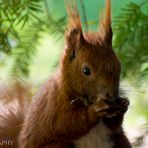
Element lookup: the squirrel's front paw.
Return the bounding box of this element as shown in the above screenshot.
[115,97,130,114]
[103,97,130,118]
[88,100,109,121]
[91,103,109,117]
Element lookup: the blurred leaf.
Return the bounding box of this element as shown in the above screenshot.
[113,1,148,81]
[11,15,65,79]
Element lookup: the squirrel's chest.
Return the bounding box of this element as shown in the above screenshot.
[74,121,113,148]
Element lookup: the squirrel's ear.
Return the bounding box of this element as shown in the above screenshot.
[65,0,84,51]
[99,0,112,45]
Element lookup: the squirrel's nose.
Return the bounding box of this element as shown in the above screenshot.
[97,87,118,100]
[98,85,118,100]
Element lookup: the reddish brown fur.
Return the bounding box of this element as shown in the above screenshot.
[0,82,29,148]
[0,0,131,148]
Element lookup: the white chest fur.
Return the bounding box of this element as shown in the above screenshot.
[74,121,113,148]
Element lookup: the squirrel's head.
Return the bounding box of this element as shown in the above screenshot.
[61,0,121,105]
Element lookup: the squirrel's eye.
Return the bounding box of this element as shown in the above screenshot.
[82,65,91,76]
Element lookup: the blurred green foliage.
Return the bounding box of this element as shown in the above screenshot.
[0,0,65,79]
[113,1,148,80]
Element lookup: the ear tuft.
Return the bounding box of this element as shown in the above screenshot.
[98,0,112,45]
[65,0,84,50]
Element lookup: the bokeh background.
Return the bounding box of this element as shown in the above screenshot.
[0,0,148,147]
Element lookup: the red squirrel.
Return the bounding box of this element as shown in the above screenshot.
[0,0,131,148]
